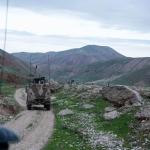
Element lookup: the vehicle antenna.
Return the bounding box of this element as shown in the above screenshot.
[29,54,32,85]
[48,55,51,82]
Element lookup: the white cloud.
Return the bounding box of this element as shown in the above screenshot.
[0,6,150,57]
[112,43,150,58]
[1,31,150,58]
[1,6,150,40]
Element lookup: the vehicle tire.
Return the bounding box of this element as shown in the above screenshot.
[27,104,32,110]
[44,104,50,111]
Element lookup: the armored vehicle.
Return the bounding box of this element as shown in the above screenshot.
[26,77,51,110]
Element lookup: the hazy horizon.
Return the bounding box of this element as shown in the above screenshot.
[0,0,150,57]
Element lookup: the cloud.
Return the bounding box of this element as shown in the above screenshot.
[0,29,150,58]
[0,1,150,57]
[1,6,150,40]
[1,0,150,32]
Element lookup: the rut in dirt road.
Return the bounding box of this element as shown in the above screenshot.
[4,88,55,150]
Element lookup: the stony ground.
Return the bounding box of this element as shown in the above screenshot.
[1,84,150,150]
[44,85,150,150]
[0,84,19,124]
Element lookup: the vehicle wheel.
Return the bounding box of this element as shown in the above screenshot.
[27,104,32,110]
[44,104,50,111]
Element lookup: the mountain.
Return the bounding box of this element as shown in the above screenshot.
[74,57,150,86]
[12,45,150,86]
[13,45,125,79]
[13,45,124,63]
[0,49,30,83]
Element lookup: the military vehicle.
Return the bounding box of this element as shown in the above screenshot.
[26,77,51,110]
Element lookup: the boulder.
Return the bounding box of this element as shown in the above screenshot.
[76,85,91,93]
[82,104,94,109]
[58,109,74,116]
[51,96,56,101]
[102,85,142,107]
[135,105,150,120]
[76,85,102,99]
[105,106,116,112]
[135,105,150,131]
[64,84,70,90]
[103,110,120,120]
[139,89,150,99]
[49,80,61,93]
[139,120,150,131]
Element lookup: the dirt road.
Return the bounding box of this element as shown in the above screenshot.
[4,88,54,150]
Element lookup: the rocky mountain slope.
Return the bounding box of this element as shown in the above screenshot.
[12,45,150,86]
[13,45,125,80]
[0,49,30,83]
[13,45,124,64]
[75,57,150,86]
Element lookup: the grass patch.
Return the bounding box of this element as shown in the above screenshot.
[0,83,16,96]
[43,90,117,150]
[43,89,142,149]
[0,83,21,124]
[96,113,135,138]
[43,116,91,150]
[43,90,93,150]
[93,98,110,113]
[0,83,17,106]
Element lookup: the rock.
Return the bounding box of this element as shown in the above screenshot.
[51,96,56,101]
[64,84,70,90]
[91,87,102,94]
[82,104,94,109]
[76,85,102,99]
[49,80,61,93]
[103,110,120,120]
[139,89,150,99]
[135,105,150,120]
[77,93,90,99]
[76,85,86,92]
[105,106,116,112]
[58,109,74,116]
[139,120,150,131]
[102,85,142,107]
[76,85,90,93]
[118,105,133,114]
[9,116,13,119]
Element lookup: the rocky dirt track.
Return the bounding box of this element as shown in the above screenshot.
[4,88,54,150]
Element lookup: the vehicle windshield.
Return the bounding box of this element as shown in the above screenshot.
[32,77,46,84]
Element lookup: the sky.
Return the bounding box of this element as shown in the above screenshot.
[0,0,150,57]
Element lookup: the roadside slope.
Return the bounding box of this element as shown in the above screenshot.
[0,49,30,84]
